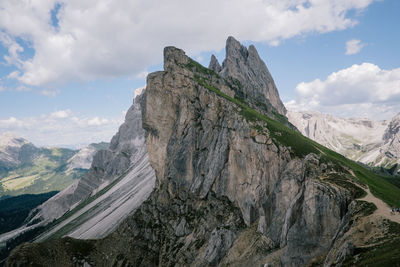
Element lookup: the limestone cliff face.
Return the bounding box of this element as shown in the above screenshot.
[6,39,359,267]
[139,46,351,266]
[381,113,400,165]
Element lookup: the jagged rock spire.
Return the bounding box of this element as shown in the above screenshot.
[208,54,222,72]
[219,36,287,116]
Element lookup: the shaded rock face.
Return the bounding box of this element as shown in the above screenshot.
[6,38,354,266]
[382,113,400,160]
[140,47,350,265]
[208,54,222,73]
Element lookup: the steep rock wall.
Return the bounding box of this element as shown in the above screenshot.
[6,39,360,267]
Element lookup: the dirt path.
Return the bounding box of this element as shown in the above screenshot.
[359,186,400,224]
[345,169,400,224]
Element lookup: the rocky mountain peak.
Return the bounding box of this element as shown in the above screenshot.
[163,46,189,72]
[6,38,400,267]
[0,133,37,169]
[218,36,287,116]
[208,54,221,72]
[224,36,248,60]
[0,132,29,148]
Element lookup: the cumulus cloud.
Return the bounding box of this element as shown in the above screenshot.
[0,117,24,127]
[133,86,146,98]
[0,110,123,147]
[87,117,109,126]
[345,39,365,55]
[0,0,375,87]
[286,63,400,120]
[50,109,71,118]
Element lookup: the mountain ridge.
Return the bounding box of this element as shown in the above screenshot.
[288,110,400,171]
[0,134,107,197]
[5,37,400,266]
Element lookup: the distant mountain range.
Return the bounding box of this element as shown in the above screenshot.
[288,111,400,172]
[0,132,108,197]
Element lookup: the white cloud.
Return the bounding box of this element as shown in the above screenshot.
[40,88,60,96]
[7,71,20,79]
[345,39,365,55]
[0,0,375,87]
[286,63,400,120]
[50,109,71,118]
[87,117,109,126]
[0,117,24,127]
[0,30,24,67]
[0,110,124,147]
[133,86,146,98]
[134,71,149,80]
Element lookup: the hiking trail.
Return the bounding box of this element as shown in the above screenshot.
[358,186,400,224]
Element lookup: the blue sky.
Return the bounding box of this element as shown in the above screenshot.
[0,0,399,147]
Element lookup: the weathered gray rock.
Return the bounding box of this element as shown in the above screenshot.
[288,110,400,171]
[209,54,222,72]
[218,36,287,116]
[381,113,400,164]
[203,228,236,265]
[6,37,364,267]
[139,43,351,266]
[0,133,39,170]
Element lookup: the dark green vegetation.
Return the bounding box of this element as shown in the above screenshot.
[186,59,220,77]
[189,59,400,208]
[4,237,95,267]
[343,220,400,266]
[354,200,377,217]
[0,147,86,197]
[0,225,47,266]
[323,173,366,199]
[0,191,58,235]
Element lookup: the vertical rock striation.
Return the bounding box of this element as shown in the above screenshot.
[139,45,351,266]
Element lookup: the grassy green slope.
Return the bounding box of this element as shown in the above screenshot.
[0,148,86,197]
[189,60,400,208]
